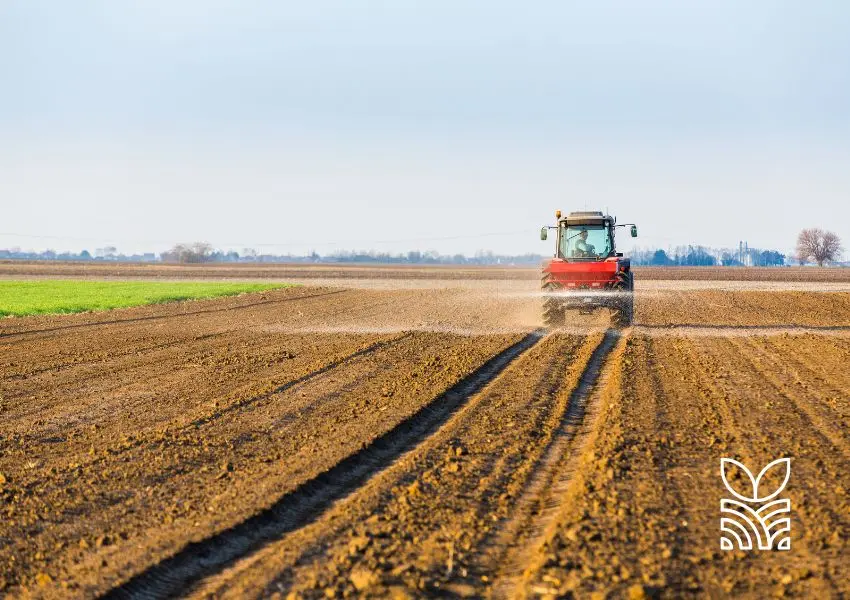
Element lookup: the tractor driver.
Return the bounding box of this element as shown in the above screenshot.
[574,229,596,257]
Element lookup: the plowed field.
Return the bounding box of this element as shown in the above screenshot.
[1,269,849,599]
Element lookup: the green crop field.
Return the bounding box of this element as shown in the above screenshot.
[0,280,293,317]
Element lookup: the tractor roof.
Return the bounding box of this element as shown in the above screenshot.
[560,211,614,226]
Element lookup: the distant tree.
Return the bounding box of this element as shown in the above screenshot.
[190,242,212,261]
[162,242,214,263]
[677,245,716,266]
[161,244,184,263]
[650,249,673,266]
[758,250,785,266]
[80,250,92,260]
[796,228,842,266]
[721,251,742,266]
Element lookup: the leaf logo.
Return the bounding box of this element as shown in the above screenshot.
[720,458,791,502]
[720,458,791,551]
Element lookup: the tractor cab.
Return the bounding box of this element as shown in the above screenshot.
[541,211,637,261]
[557,211,615,260]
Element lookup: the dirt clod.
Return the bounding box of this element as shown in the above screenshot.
[349,568,379,591]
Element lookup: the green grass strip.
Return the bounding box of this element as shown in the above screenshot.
[0,280,293,317]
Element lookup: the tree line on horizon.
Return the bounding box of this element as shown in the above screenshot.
[0,229,843,266]
[630,246,786,267]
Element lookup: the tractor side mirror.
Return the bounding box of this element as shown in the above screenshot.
[540,227,548,241]
[630,225,638,238]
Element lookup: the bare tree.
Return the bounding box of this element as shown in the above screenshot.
[796,228,843,266]
[162,242,214,263]
[190,242,213,261]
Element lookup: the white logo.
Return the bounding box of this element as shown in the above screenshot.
[720,458,791,551]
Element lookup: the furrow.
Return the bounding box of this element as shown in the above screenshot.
[490,328,621,599]
[100,330,545,600]
[185,333,597,599]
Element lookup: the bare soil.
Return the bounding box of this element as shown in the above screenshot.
[1,268,849,598]
[519,333,850,598]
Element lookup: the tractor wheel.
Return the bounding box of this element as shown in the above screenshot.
[611,302,632,327]
[542,281,565,327]
[611,272,634,328]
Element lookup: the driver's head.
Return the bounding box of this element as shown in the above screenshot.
[579,230,589,239]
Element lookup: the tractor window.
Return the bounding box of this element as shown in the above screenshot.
[560,225,612,259]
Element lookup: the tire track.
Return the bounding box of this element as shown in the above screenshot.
[100,330,545,600]
[4,329,520,596]
[518,334,841,598]
[487,328,621,599]
[185,333,598,599]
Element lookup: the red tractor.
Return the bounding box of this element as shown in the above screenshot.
[540,210,638,327]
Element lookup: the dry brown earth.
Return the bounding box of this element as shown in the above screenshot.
[185,333,606,599]
[637,289,850,328]
[520,333,850,598]
[1,267,849,598]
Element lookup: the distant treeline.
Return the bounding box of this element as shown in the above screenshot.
[306,250,545,265]
[0,246,544,266]
[0,248,158,262]
[1,244,787,266]
[159,244,547,265]
[630,246,786,267]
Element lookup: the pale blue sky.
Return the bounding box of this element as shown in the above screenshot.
[2,1,849,256]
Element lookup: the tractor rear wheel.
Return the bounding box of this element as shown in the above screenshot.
[542,281,565,327]
[611,272,634,328]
